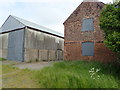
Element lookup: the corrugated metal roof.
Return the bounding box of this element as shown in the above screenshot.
[0,28,2,33]
[12,15,64,37]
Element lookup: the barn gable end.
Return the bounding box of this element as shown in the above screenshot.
[1,15,25,33]
[64,1,117,62]
[64,1,104,24]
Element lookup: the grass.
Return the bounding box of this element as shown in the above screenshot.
[0,61,2,89]
[2,64,39,88]
[0,58,6,61]
[1,60,120,88]
[33,61,120,88]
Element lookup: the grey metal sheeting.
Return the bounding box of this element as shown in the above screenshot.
[0,15,64,38]
[12,15,64,37]
[82,42,94,56]
[82,18,94,32]
[7,30,24,61]
[25,29,64,50]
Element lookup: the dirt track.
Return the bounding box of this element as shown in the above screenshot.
[13,61,54,70]
[2,60,61,70]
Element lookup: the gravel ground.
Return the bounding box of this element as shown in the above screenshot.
[2,60,62,70]
[13,61,54,70]
[2,60,21,65]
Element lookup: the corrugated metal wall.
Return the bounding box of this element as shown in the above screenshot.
[0,34,2,57]
[0,33,9,59]
[24,29,64,50]
[24,28,64,62]
[7,29,24,61]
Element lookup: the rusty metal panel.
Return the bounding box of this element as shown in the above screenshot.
[82,18,94,31]
[82,42,94,56]
[7,30,24,61]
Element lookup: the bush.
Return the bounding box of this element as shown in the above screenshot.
[104,32,120,56]
[100,3,120,59]
[0,58,6,61]
[100,4,120,35]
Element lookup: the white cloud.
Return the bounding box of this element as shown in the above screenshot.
[0,0,113,34]
[0,0,113,3]
[0,1,81,34]
[0,0,81,3]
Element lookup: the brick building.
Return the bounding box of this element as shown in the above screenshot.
[64,0,116,62]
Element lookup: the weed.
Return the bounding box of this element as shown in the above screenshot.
[33,61,120,88]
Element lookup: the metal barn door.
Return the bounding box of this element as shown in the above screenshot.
[7,30,24,61]
[57,50,63,60]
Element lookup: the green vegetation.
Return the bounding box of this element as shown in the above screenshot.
[33,61,120,88]
[2,64,39,88]
[1,61,120,88]
[100,2,120,59]
[0,62,2,89]
[0,58,6,61]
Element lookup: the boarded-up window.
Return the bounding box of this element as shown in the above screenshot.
[82,18,94,31]
[82,42,94,56]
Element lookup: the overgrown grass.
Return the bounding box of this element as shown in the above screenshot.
[33,61,120,88]
[1,60,120,88]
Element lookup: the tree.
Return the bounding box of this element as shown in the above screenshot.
[100,2,120,60]
[113,0,120,3]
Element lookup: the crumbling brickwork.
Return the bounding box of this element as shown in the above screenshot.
[64,2,117,62]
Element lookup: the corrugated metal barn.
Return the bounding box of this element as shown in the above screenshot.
[0,15,64,62]
[64,0,116,62]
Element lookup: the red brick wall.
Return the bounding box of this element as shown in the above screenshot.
[64,2,117,62]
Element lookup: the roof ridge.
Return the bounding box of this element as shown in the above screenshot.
[10,15,26,26]
[10,15,63,37]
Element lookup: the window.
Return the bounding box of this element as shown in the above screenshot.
[82,18,94,32]
[82,42,94,56]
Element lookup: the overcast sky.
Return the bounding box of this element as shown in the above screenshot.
[0,0,113,34]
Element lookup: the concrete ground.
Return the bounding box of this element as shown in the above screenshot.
[2,60,21,65]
